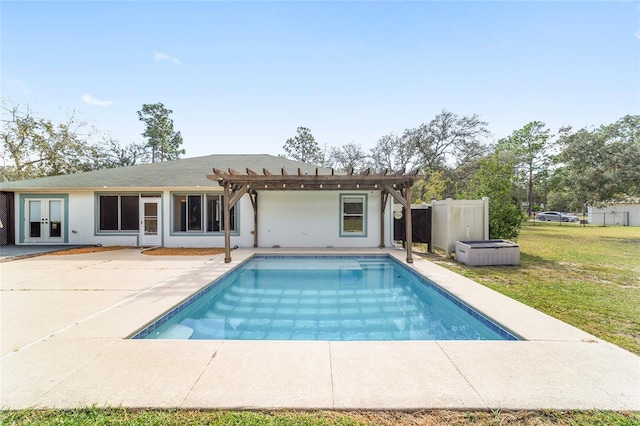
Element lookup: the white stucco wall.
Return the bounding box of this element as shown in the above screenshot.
[257,190,392,248]
[12,190,134,246]
[11,189,393,248]
[68,192,139,246]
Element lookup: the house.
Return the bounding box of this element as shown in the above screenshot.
[587,202,640,226]
[0,154,421,261]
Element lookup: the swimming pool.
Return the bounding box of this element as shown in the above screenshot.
[132,255,518,341]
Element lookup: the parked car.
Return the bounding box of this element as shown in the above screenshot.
[536,211,579,222]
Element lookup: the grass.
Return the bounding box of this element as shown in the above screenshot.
[3,225,639,425]
[2,407,639,425]
[419,223,640,355]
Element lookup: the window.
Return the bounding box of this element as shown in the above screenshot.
[340,194,366,236]
[120,196,139,230]
[172,193,236,233]
[98,195,139,232]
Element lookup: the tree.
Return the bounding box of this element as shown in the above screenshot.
[1,102,99,181]
[558,115,640,205]
[498,121,553,217]
[282,127,324,165]
[463,151,526,240]
[96,135,149,168]
[411,169,448,203]
[327,142,369,173]
[408,110,491,171]
[369,133,419,173]
[137,103,185,163]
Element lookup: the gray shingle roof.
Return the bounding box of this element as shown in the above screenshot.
[0,154,337,190]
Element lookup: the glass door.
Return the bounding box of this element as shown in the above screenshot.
[27,200,42,240]
[24,198,65,243]
[48,199,62,238]
[140,198,161,246]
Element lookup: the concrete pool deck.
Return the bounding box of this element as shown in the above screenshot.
[1,247,638,411]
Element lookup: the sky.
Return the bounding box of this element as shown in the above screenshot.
[2,1,639,159]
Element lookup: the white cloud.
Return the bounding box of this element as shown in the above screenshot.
[154,51,182,65]
[81,94,112,106]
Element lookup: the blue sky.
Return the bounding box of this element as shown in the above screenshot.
[2,1,638,158]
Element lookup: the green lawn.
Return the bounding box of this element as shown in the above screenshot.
[2,407,639,425]
[420,223,640,355]
[3,226,639,425]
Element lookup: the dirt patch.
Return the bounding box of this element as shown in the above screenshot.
[343,409,560,425]
[51,246,228,256]
[143,247,227,256]
[49,246,130,255]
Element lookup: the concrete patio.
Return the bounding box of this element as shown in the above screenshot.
[1,247,638,411]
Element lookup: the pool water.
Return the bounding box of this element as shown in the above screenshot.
[134,256,517,341]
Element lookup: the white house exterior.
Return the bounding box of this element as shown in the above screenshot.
[257,191,388,248]
[0,154,397,249]
[588,203,640,227]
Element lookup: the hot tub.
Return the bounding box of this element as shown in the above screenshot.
[455,240,520,266]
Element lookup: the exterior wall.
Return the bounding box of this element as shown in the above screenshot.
[10,189,392,248]
[257,190,391,248]
[70,192,139,246]
[431,197,490,257]
[11,190,254,247]
[588,204,640,226]
[13,190,140,246]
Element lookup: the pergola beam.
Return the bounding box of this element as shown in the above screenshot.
[207,175,416,191]
[229,184,249,207]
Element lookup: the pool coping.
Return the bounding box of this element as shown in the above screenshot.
[1,247,638,411]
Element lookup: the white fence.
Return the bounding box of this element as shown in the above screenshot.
[430,197,489,257]
[588,204,640,227]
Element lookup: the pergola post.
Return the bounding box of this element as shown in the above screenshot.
[404,188,413,263]
[381,183,414,263]
[223,183,231,263]
[250,191,258,247]
[380,191,388,248]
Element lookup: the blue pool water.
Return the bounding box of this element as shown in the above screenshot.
[133,255,518,341]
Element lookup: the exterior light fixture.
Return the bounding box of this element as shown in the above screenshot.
[282,183,286,188]
[337,184,341,189]
[300,184,304,188]
[356,183,360,189]
[319,184,323,189]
